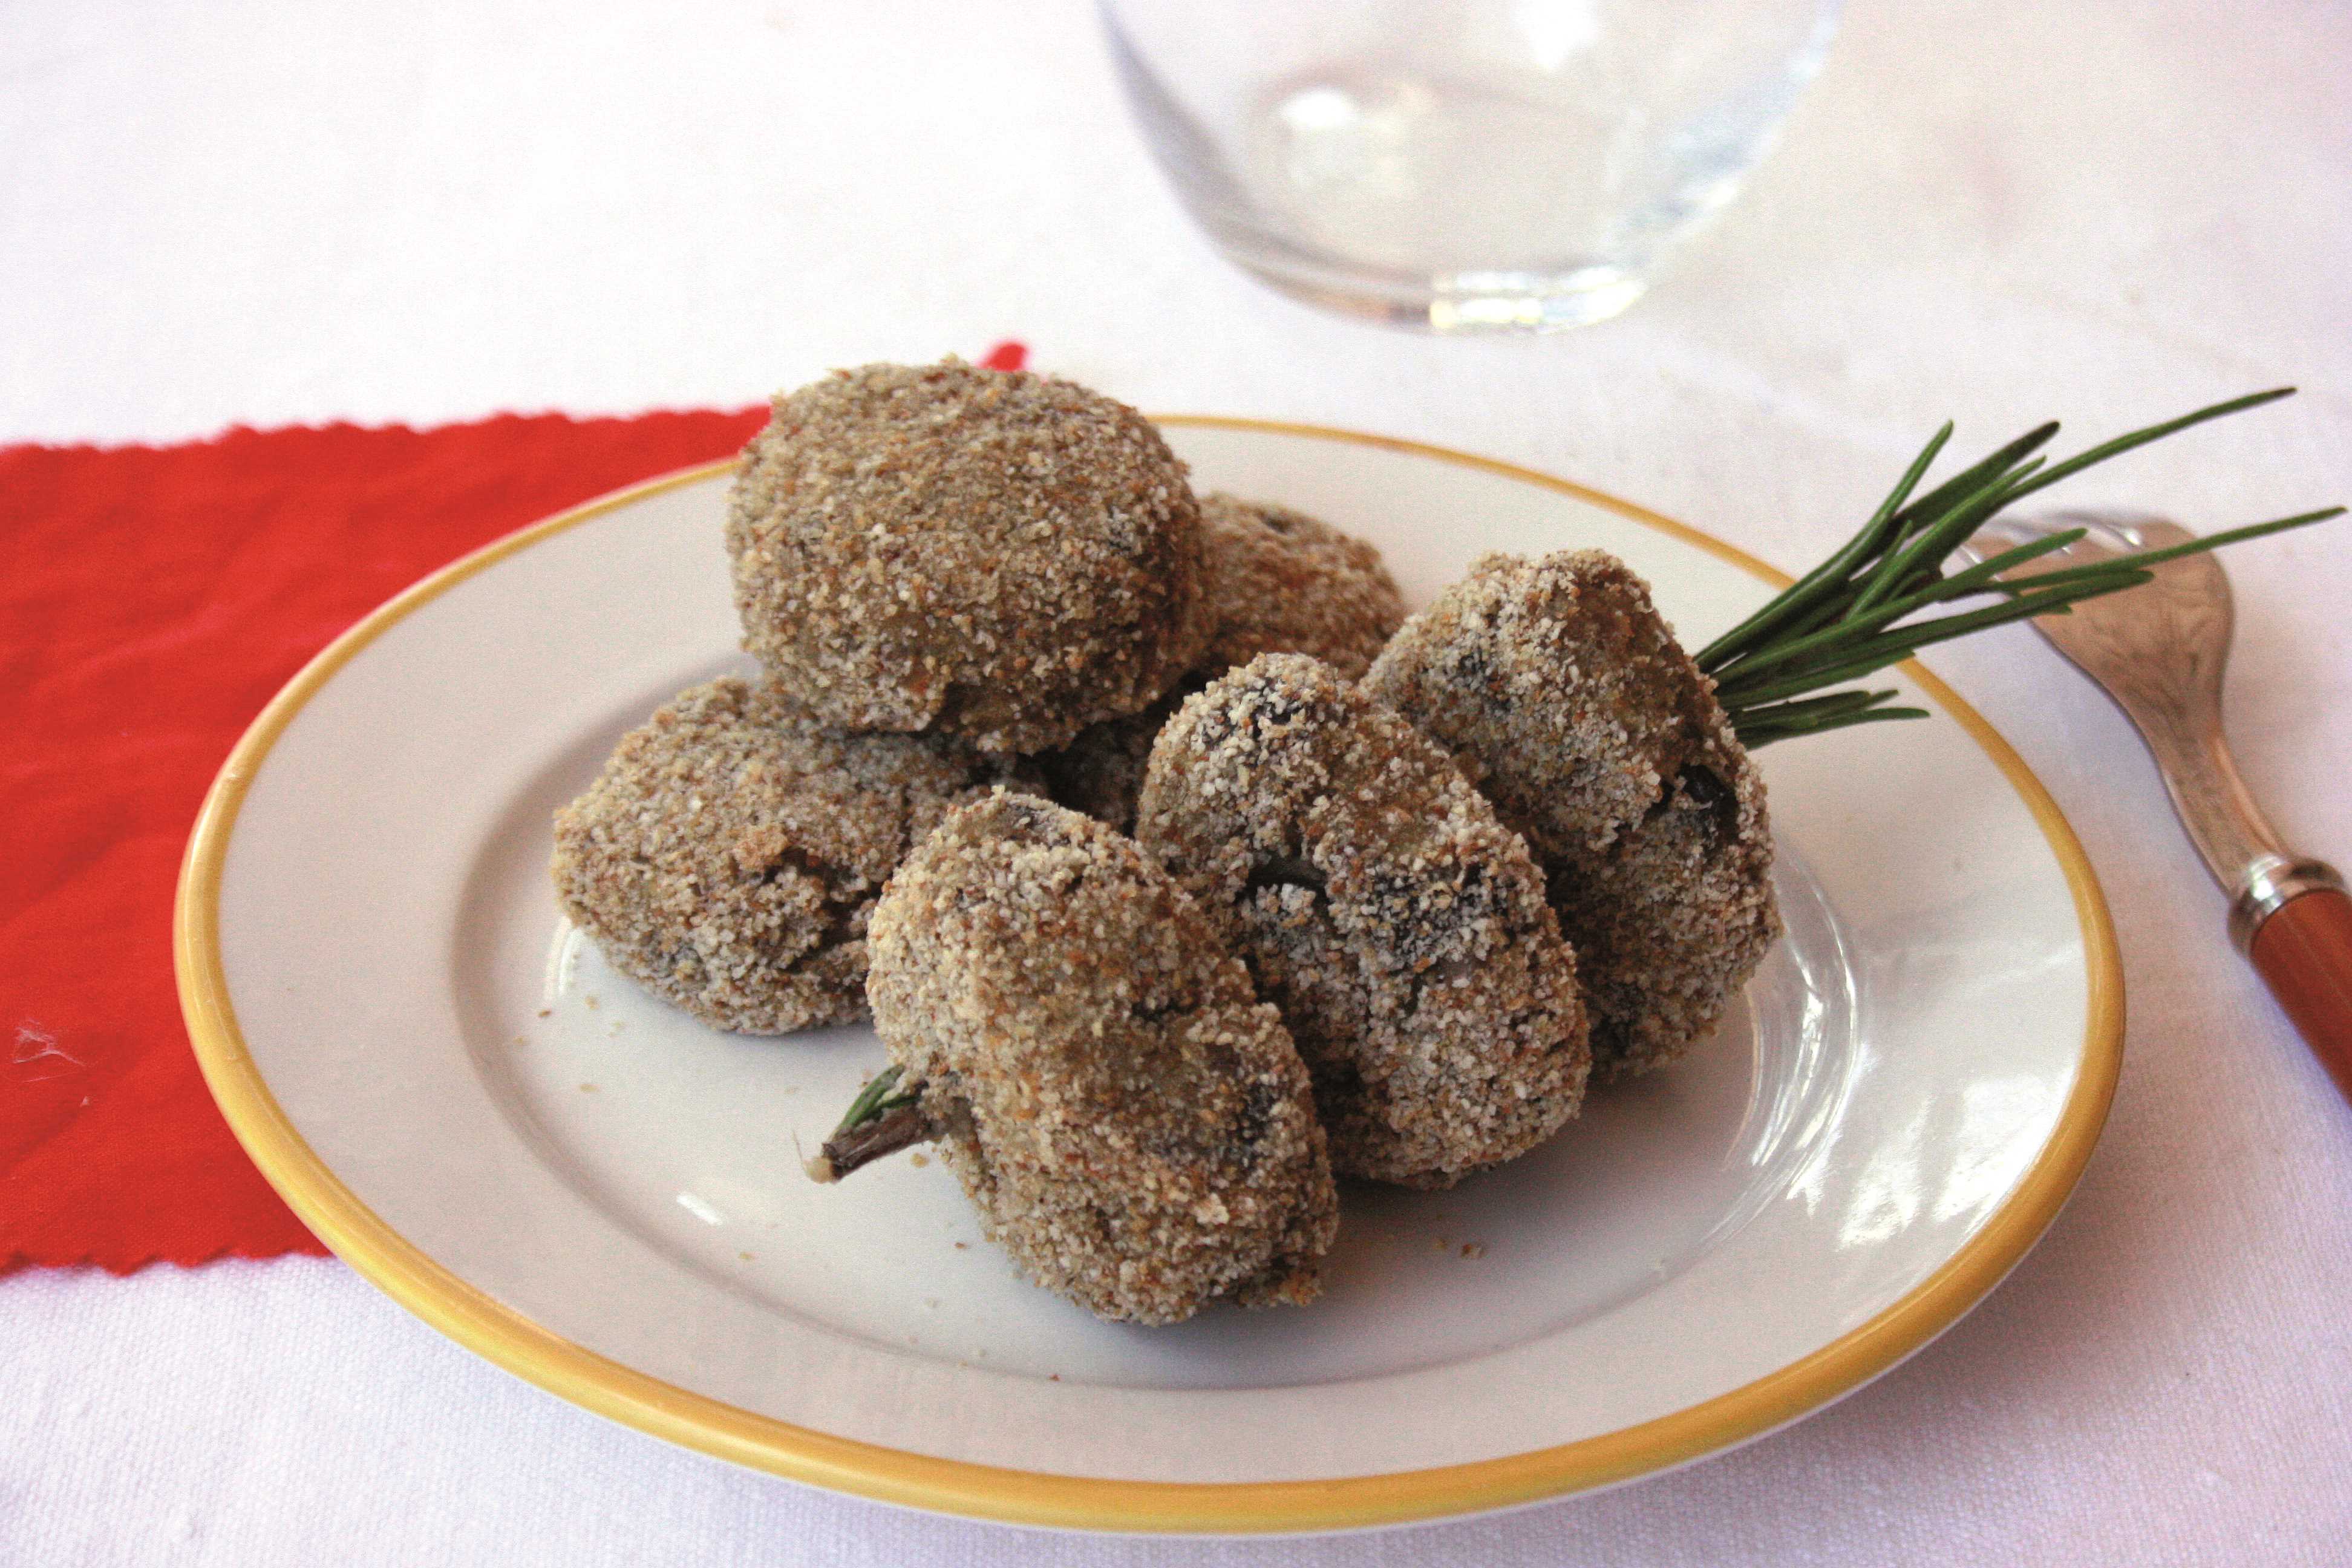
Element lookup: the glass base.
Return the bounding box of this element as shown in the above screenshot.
[1229,250,1651,334]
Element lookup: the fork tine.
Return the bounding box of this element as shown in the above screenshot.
[1961,515,2050,566]
[1966,510,2157,572]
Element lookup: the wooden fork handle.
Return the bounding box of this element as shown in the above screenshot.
[2247,886,2352,1106]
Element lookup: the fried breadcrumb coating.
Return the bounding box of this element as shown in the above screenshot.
[1364,551,1778,1079]
[1039,497,1404,832]
[1138,655,1589,1188]
[1195,494,1406,681]
[866,791,1337,1325]
[552,677,1010,1033]
[727,360,1208,754]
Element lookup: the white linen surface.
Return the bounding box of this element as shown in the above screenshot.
[4,1,2348,1562]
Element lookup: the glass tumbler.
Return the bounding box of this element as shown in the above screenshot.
[1102,0,1840,332]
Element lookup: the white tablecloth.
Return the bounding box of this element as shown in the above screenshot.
[6,1,2349,1561]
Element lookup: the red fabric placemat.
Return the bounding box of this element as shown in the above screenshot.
[0,343,1025,1275]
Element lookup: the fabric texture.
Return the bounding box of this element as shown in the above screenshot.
[0,407,774,1271]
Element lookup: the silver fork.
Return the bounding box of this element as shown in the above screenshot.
[1970,511,2352,1103]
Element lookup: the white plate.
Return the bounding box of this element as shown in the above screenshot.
[177,419,2120,1533]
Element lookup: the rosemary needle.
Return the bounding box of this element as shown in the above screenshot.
[820,1063,924,1152]
[1700,391,2340,747]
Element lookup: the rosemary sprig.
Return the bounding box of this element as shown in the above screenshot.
[1700,390,2342,748]
[835,1064,918,1131]
[802,1065,930,1183]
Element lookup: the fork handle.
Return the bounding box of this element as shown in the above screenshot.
[2246,883,2352,1106]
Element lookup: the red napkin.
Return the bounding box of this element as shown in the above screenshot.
[0,342,1026,1275]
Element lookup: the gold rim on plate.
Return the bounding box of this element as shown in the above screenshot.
[174,419,2124,1534]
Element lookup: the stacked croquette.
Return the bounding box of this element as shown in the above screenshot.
[552,358,1778,1325]
[1034,492,1407,833]
[1363,552,1777,1080]
[549,678,1018,1034]
[868,792,1336,1325]
[724,361,1210,754]
[1137,655,1589,1189]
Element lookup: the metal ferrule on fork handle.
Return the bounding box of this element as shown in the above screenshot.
[2229,856,2348,955]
